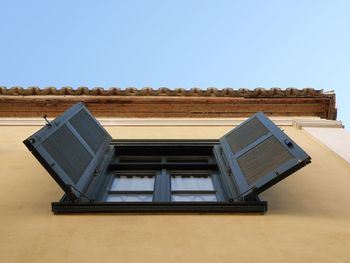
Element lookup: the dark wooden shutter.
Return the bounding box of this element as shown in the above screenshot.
[220,112,311,200]
[23,103,112,200]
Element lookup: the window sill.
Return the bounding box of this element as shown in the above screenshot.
[52,199,267,214]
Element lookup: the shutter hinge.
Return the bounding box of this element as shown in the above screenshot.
[226,167,232,176]
[93,168,100,176]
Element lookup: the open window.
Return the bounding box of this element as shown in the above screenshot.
[24,103,311,214]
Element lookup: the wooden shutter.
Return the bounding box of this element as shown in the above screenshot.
[23,103,112,200]
[220,112,311,200]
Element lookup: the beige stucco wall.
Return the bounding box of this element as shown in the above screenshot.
[303,127,350,164]
[1,125,350,263]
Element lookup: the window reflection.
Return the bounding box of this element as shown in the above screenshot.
[171,175,217,202]
[107,175,155,202]
[110,176,155,191]
[171,175,214,191]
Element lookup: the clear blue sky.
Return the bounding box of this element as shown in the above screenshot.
[0,1,349,128]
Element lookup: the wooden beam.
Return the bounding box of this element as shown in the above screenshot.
[0,95,336,119]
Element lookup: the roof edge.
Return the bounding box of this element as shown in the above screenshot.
[0,86,330,98]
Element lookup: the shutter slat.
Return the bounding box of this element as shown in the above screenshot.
[220,112,311,200]
[23,103,112,200]
[237,136,294,185]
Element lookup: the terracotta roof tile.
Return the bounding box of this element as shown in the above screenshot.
[0,86,327,97]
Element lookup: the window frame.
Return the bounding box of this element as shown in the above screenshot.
[52,140,267,214]
[99,140,228,202]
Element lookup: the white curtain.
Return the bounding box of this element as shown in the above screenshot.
[171,176,217,201]
[110,176,155,191]
[171,176,214,191]
[106,194,153,202]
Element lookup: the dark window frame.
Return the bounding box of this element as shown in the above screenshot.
[51,140,268,214]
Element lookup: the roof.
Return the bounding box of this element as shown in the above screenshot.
[0,86,330,97]
[0,87,336,119]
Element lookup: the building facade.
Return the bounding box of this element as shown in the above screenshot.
[0,87,349,263]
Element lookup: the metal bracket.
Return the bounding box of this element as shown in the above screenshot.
[43,114,52,127]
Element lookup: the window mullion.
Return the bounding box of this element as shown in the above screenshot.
[153,169,171,202]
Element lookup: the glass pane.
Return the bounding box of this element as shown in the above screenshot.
[110,176,155,191]
[171,175,214,191]
[106,194,153,202]
[171,194,217,202]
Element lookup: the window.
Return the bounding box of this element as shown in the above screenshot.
[97,145,226,203]
[170,174,217,202]
[23,103,311,214]
[106,173,155,202]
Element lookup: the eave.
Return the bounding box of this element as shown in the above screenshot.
[0,87,337,119]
